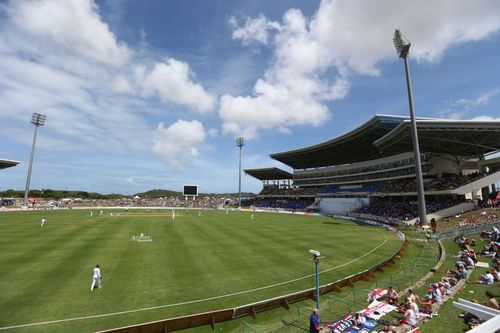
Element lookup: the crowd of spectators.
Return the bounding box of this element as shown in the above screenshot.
[378,173,482,193]
[257,172,486,198]
[356,198,464,220]
[428,172,481,191]
[258,187,320,196]
[320,183,382,194]
[385,229,499,331]
[453,231,500,284]
[66,196,235,209]
[250,198,314,211]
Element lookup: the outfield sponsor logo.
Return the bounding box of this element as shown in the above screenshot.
[131,233,152,242]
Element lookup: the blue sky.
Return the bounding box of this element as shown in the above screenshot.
[0,0,499,195]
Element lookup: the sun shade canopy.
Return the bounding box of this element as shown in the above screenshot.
[244,167,293,181]
[270,115,500,169]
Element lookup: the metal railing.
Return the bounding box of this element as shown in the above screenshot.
[437,221,500,240]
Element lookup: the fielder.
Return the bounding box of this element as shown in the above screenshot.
[90,264,102,291]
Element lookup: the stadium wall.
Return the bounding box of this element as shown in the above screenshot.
[406,202,476,226]
[318,197,369,214]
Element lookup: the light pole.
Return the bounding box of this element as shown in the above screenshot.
[24,113,46,205]
[393,29,427,225]
[309,249,321,309]
[236,137,244,208]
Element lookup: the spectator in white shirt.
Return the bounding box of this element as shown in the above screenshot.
[477,270,494,284]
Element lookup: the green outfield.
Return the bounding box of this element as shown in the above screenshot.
[0,209,402,333]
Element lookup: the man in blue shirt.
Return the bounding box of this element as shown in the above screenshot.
[309,308,322,333]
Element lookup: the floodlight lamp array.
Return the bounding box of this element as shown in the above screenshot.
[31,113,46,127]
[236,137,245,147]
[393,29,411,58]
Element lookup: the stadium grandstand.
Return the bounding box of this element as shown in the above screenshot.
[0,158,19,170]
[245,114,500,223]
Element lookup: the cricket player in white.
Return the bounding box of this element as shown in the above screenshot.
[90,264,102,291]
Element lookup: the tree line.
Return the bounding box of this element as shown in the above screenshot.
[0,188,254,200]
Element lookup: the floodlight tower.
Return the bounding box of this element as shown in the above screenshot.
[393,29,427,225]
[236,137,244,207]
[24,113,46,204]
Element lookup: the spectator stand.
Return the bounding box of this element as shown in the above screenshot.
[244,168,294,196]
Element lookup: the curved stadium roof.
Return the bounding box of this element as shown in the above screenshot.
[270,115,500,169]
[244,167,293,181]
[0,158,20,169]
[374,119,500,157]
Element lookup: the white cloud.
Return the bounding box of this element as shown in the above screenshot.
[220,9,336,139]
[470,115,500,121]
[140,58,215,113]
[440,88,500,119]
[112,75,133,93]
[152,120,206,170]
[5,0,132,66]
[311,0,500,75]
[455,89,500,107]
[208,128,219,138]
[0,0,216,166]
[230,14,280,46]
[221,0,500,138]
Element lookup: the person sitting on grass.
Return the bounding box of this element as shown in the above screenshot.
[407,297,420,319]
[353,313,366,328]
[399,306,417,327]
[406,289,420,303]
[431,283,442,303]
[491,268,500,282]
[482,242,497,256]
[462,255,475,269]
[447,265,468,282]
[418,294,434,316]
[468,249,478,263]
[441,278,452,295]
[455,259,466,270]
[492,258,498,270]
[386,286,398,305]
[475,270,495,284]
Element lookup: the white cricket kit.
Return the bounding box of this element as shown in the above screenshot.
[90,267,102,291]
